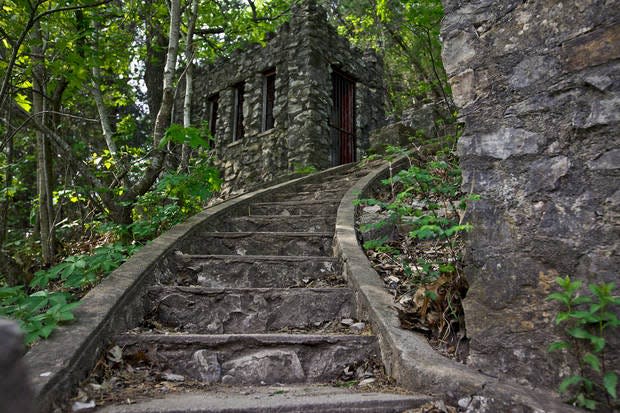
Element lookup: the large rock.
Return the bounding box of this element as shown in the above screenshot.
[441,0,619,389]
[0,318,33,413]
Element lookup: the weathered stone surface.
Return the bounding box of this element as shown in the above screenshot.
[442,0,620,389]
[185,1,385,194]
[249,200,340,216]
[181,231,334,256]
[221,349,306,384]
[167,255,341,288]
[261,189,346,203]
[368,123,416,154]
[0,319,34,413]
[146,287,354,333]
[219,215,335,233]
[114,334,379,384]
[94,385,429,413]
[192,350,221,383]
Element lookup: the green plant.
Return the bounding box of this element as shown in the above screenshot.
[0,286,80,345]
[131,157,221,241]
[547,276,619,410]
[293,163,318,175]
[30,243,138,291]
[355,146,476,283]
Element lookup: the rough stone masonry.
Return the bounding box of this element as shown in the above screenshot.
[191,0,385,196]
[441,0,619,389]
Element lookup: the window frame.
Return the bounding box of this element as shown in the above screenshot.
[261,69,276,132]
[207,93,219,141]
[232,82,245,141]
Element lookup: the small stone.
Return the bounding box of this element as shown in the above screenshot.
[340,318,354,326]
[161,373,185,382]
[458,396,472,409]
[72,400,96,411]
[358,378,376,386]
[363,205,381,213]
[350,322,366,332]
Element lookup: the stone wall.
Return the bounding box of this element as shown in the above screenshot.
[192,1,385,195]
[441,0,619,389]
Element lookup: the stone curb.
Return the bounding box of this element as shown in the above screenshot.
[25,163,354,413]
[334,158,582,413]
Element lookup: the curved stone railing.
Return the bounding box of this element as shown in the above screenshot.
[334,159,580,413]
[24,163,354,412]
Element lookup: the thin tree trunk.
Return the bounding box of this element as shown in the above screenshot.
[90,67,118,157]
[32,21,55,266]
[0,107,13,247]
[152,0,181,147]
[179,0,199,173]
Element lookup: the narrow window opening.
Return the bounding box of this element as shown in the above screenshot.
[232,82,245,141]
[262,69,276,131]
[207,93,219,143]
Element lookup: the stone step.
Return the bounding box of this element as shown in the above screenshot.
[94,386,429,413]
[219,215,335,233]
[248,200,340,216]
[113,333,379,385]
[180,232,334,256]
[164,254,342,288]
[145,287,355,334]
[265,189,345,202]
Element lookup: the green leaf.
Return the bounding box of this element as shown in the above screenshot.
[547,341,569,352]
[567,327,591,340]
[39,323,56,339]
[559,375,582,393]
[603,372,618,399]
[569,310,596,322]
[555,311,570,324]
[590,336,606,353]
[546,292,569,305]
[582,353,601,372]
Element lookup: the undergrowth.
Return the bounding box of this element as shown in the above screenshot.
[547,276,619,411]
[356,144,476,360]
[0,156,221,346]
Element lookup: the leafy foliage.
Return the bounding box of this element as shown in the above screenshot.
[357,144,474,283]
[129,157,221,241]
[324,0,453,115]
[547,276,619,410]
[356,143,474,358]
[0,286,79,345]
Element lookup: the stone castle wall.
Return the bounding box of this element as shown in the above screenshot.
[192,1,385,195]
[441,0,619,389]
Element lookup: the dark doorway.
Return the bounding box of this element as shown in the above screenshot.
[330,69,356,165]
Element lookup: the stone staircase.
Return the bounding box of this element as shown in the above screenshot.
[91,166,426,412]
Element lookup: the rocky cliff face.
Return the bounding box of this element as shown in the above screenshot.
[441,0,619,388]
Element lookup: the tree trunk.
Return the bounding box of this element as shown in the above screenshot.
[179,0,199,173]
[152,0,181,147]
[91,67,119,157]
[32,21,55,266]
[0,107,13,247]
[144,1,168,125]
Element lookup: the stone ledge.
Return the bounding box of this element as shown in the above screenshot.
[334,158,581,412]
